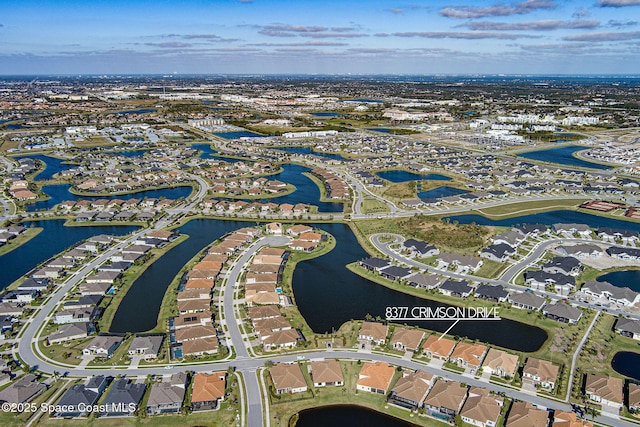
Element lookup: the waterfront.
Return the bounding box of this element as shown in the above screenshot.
[611,351,640,381]
[26,184,193,211]
[516,146,612,170]
[0,220,138,290]
[215,131,264,139]
[17,154,76,181]
[598,270,640,292]
[109,219,253,332]
[106,219,546,351]
[447,210,640,233]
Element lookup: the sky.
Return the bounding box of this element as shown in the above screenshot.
[1,0,640,75]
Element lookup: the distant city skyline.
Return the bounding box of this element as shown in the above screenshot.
[2,0,640,75]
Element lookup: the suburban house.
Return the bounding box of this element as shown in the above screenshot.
[423,379,468,421]
[356,362,395,394]
[615,318,640,340]
[505,401,550,427]
[402,239,439,257]
[191,372,226,411]
[474,284,509,303]
[542,256,582,276]
[556,244,602,258]
[128,335,164,360]
[508,292,546,311]
[261,329,301,351]
[99,378,145,417]
[270,363,308,394]
[0,374,47,405]
[481,348,519,379]
[460,387,504,427]
[584,374,623,411]
[523,358,560,391]
[388,370,433,411]
[543,302,582,324]
[390,327,425,352]
[439,279,473,298]
[629,383,640,412]
[359,257,391,272]
[422,335,457,360]
[48,322,90,344]
[54,376,108,417]
[309,360,344,387]
[552,410,593,427]
[407,273,440,289]
[480,243,516,262]
[358,321,388,345]
[379,265,413,282]
[82,335,123,359]
[146,372,188,415]
[581,280,640,306]
[449,342,487,372]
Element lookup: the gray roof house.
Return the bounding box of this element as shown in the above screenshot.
[54,377,108,417]
[99,378,146,417]
[439,280,473,298]
[542,256,582,276]
[83,335,123,358]
[128,335,164,360]
[543,302,582,324]
[615,318,640,340]
[479,243,515,262]
[508,292,546,311]
[146,372,189,415]
[0,374,47,404]
[360,257,391,271]
[582,280,640,306]
[48,322,90,344]
[407,273,440,289]
[474,284,509,302]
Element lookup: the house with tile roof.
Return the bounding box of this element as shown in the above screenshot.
[270,364,307,394]
[191,372,226,411]
[356,362,395,394]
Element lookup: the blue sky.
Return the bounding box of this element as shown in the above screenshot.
[1,0,640,74]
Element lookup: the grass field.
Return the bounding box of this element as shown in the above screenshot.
[472,199,590,218]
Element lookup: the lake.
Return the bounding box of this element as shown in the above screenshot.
[192,143,248,163]
[0,220,138,290]
[295,405,416,427]
[446,210,640,234]
[418,186,468,199]
[611,351,640,380]
[597,270,640,292]
[311,112,343,117]
[516,146,612,170]
[376,170,451,183]
[214,131,264,139]
[116,109,156,115]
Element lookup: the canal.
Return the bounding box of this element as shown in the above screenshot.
[0,220,138,290]
[109,219,547,352]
